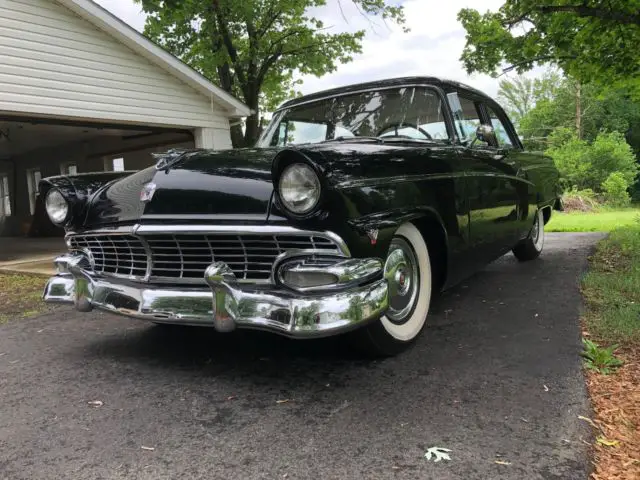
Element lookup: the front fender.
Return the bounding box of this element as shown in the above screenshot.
[39,171,135,228]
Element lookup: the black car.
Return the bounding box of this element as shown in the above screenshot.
[42,76,561,355]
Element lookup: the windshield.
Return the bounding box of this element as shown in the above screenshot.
[257,87,451,147]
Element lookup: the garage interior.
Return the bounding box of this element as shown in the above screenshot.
[0,116,194,239]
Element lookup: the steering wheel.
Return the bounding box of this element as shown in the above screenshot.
[377,122,433,140]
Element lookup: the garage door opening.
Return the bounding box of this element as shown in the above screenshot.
[0,117,194,238]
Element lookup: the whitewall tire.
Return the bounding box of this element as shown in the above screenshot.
[512,209,545,261]
[355,222,433,356]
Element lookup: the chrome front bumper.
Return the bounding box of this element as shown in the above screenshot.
[44,252,389,338]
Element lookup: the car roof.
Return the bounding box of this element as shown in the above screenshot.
[277,76,492,111]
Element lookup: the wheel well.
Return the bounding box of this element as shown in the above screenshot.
[410,216,448,291]
[541,206,552,225]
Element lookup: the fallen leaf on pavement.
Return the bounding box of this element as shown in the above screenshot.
[424,447,451,462]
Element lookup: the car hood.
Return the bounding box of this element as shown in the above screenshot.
[80,141,439,229]
[83,148,278,228]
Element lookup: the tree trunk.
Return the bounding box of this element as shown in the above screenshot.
[576,82,582,139]
[230,124,245,148]
[243,94,261,146]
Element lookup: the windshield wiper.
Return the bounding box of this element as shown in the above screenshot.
[322,136,383,143]
[322,135,440,145]
[376,136,437,144]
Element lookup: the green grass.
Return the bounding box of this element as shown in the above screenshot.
[0,272,52,323]
[547,209,640,232]
[582,221,640,343]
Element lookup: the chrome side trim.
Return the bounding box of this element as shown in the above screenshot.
[65,225,136,238]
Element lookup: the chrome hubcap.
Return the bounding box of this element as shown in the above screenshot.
[384,237,420,323]
[531,214,540,244]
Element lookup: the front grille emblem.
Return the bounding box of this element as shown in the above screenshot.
[140,182,157,202]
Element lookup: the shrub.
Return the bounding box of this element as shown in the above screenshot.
[546,129,591,189]
[601,172,631,207]
[546,129,639,192]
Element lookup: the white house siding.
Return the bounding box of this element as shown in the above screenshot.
[0,0,231,142]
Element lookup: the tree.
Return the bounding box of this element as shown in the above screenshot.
[457,0,640,85]
[497,76,534,126]
[601,172,631,206]
[518,77,640,151]
[497,70,562,126]
[136,0,406,148]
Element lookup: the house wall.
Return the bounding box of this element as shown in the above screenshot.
[0,0,232,143]
[0,131,194,236]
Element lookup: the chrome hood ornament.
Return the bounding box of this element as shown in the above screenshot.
[152,148,190,171]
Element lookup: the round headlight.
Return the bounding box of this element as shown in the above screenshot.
[45,189,69,225]
[278,163,321,214]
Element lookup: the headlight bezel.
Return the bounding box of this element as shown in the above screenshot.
[277,162,322,217]
[45,188,71,225]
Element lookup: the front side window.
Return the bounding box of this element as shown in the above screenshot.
[486,106,515,148]
[447,93,482,143]
[0,174,10,216]
[259,87,450,147]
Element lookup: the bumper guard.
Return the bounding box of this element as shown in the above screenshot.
[44,252,389,338]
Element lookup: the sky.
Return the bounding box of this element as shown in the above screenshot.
[94,0,533,101]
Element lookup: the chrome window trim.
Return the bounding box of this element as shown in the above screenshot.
[262,83,457,147]
[274,83,440,112]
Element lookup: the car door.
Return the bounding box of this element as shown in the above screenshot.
[484,103,536,241]
[448,92,524,262]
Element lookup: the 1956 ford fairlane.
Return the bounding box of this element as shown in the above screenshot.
[42,77,561,355]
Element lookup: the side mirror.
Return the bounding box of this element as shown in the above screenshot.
[474,124,497,146]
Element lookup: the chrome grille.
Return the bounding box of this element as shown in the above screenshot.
[69,235,147,278]
[146,234,341,280]
[67,231,342,282]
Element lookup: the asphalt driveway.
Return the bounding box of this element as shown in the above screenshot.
[0,233,604,480]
